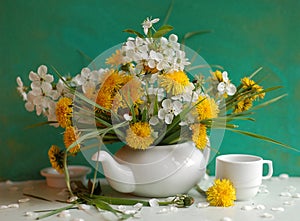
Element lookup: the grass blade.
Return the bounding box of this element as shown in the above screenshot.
[227,128,299,152]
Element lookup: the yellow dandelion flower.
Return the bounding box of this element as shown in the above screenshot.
[63,126,80,154]
[212,70,223,82]
[241,77,265,100]
[112,77,144,112]
[206,179,236,207]
[241,77,256,88]
[95,70,133,112]
[253,84,265,99]
[195,95,219,121]
[106,50,124,66]
[190,123,207,150]
[48,145,64,174]
[55,97,73,128]
[125,122,154,150]
[234,97,253,113]
[159,70,190,95]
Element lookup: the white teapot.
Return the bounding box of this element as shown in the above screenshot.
[92,141,210,197]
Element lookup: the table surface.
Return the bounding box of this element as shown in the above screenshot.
[0,176,300,221]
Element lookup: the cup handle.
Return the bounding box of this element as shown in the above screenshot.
[262,160,273,180]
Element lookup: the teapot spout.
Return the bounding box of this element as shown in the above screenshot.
[92,151,135,193]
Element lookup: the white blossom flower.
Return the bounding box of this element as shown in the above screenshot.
[29,65,53,92]
[56,79,71,98]
[217,71,236,96]
[149,116,159,126]
[25,79,58,125]
[124,113,133,121]
[142,17,159,35]
[172,83,196,102]
[73,68,100,95]
[16,77,27,101]
[158,99,182,124]
[147,87,165,102]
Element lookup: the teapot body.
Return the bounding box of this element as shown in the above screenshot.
[105,142,210,197]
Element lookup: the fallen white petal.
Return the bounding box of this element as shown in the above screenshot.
[78,204,91,210]
[196,202,209,208]
[220,217,232,221]
[280,192,292,197]
[24,211,37,217]
[133,203,143,209]
[0,205,8,209]
[117,205,126,211]
[18,198,30,203]
[67,196,78,203]
[72,218,85,221]
[271,207,284,212]
[255,204,266,210]
[58,210,71,218]
[241,205,253,211]
[283,201,293,206]
[124,209,137,215]
[279,173,289,179]
[260,213,274,219]
[8,204,19,208]
[149,198,159,207]
[292,193,300,198]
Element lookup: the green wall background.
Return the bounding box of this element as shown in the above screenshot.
[1,0,300,181]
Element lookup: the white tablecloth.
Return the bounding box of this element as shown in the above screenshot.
[0,177,300,221]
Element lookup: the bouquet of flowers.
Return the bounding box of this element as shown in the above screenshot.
[16,17,291,218]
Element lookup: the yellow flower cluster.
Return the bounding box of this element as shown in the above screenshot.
[195,95,219,121]
[125,122,154,150]
[112,77,144,112]
[212,70,224,82]
[234,77,265,113]
[191,95,219,150]
[190,124,207,150]
[55,97,73,128]
[159,70,190,95]
[48,145,64,174]
[206,179,236,207]
[96,70,133,112]
[63,126,81,154]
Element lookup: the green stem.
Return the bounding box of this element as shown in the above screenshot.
[63,152,73,197]
[36,204,75,220]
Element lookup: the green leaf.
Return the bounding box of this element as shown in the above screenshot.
[153,94,159,115]
[227,128,299,152]
[93,200,118,216]
[181,30,212,45]
[76,49,93,63]
[25,121,58,129]
[250,94,287,111]
[123,29,144,38]
[142,108,147,122]
[163,0,174,24]
[249,66,263,79]
[153,25,173,38]
[36,204,75,220]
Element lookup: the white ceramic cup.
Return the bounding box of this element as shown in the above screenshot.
[215,154,273,201]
